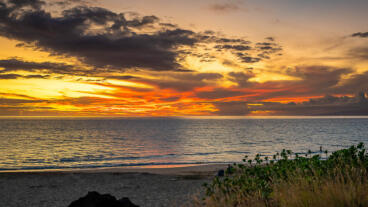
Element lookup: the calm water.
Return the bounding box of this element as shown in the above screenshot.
[0,116,368,171]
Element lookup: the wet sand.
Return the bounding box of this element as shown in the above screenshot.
[0,164,227,207]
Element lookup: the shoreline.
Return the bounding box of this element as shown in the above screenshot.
[0,163,228,175]
[0,164,227,207]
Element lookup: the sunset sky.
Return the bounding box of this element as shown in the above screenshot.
[0,0,368,116]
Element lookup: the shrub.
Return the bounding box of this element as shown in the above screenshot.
[199,143,368,207]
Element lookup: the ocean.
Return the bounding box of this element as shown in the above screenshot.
[0,116,367,171]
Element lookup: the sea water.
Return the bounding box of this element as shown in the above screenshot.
[0,116,367,171]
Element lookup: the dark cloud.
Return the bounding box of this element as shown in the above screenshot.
[0,0,281,72]
[347,32,368,61]
[335,71,368,94]
[196,88,245,99]
[147,72,223,91]
[50,0,95,7]
[235,65,354,103]
[213,101,250,115]
[221,59,242,68]
[304,95,355,105]
[228,71,254,88]
[348,47,368,60]
[214,37,250,44]
[103,75,137,80]
[7,0,45,9]
[159,96,181,102]
[127,15,159,28]
[100,72,223,92]
[51,96,108,106]
[0,74,21,79]
[352,32,368,38]
[0,98,43,104]
[0,73,50,79]
[285,65,352,94]
[215,44,252,51]
[0,58,74,74]
[0,1,196,71]
[248,92,368,115]
[213,40,281,64]
[0,106,59,116]
[236,53,261,63]
[255,42,282,60]
[24,74,50,79]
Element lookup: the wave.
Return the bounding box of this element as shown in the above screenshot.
[54,150,249,163]
[0,161,230,172]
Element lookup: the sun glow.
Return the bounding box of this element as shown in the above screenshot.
[249,72,302,83]
[106,79,154,89]
[0,79,114,99]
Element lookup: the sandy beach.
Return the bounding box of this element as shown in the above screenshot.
[0,164,227,207]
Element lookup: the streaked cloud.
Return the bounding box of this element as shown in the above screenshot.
[352,32,368,38]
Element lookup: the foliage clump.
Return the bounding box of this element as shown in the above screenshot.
[200,143,368,207]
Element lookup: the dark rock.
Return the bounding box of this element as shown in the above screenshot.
[118,197,139,207]
[217,169,224,177]
[68,191,139,207]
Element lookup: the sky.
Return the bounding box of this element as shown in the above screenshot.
[0,0,368,116]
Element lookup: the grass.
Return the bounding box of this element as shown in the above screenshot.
[195,143,368,207]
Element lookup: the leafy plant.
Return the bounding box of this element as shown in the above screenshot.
[199,143,368,207]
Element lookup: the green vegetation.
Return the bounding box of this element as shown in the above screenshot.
[198,143,368,207]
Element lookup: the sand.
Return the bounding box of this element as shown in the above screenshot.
[0,164,227,207]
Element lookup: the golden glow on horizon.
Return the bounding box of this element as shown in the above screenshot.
[249,110,274,116]
[105,79,154,89]
[248,103,264,106]
[0,79,114,99]
[249,72,302,83]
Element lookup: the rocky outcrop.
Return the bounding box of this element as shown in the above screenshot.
[68,191,139,207]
